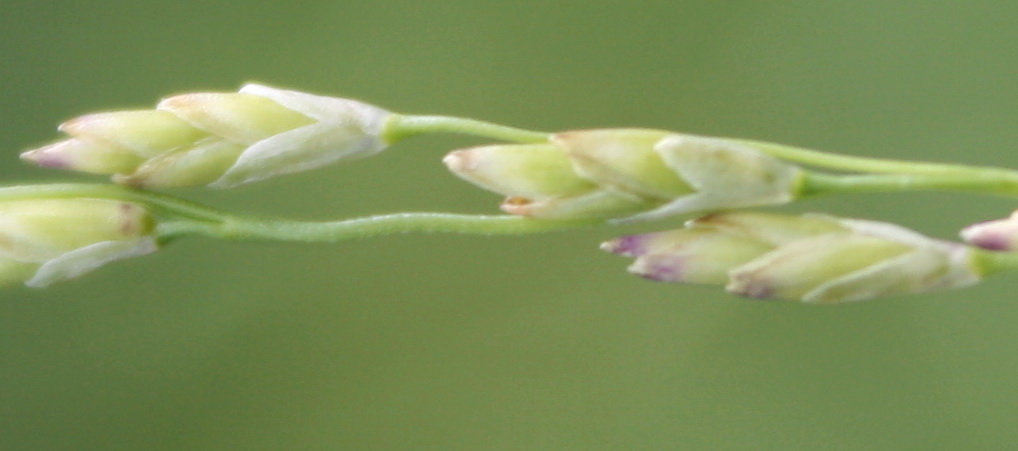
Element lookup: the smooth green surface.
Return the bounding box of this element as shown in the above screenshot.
[3,2,1018,449]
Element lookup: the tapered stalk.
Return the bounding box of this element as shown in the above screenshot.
[383,114,551,144]
[971,249,1018,276]
[743,139,1018,178]
[0,183,601,243]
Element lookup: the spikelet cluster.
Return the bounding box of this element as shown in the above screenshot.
[22,84,392,188]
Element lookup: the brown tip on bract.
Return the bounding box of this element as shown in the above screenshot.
[110,174,145,188]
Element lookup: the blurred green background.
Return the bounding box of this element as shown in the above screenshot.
[3,1,1018,449]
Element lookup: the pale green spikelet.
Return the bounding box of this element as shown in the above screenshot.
[444,129,804,220]
[21,84,393,188]
[0,198,158,287]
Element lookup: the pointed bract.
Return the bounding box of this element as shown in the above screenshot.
[444,140,656,219]
[443,143,594,200]
[60,110,207,158]
[211,84,393,188]
[619,135,804,222]
[726,234,913,302]
[26,237,158,287]
[960,210,1018,251]
[21,138,144,174]
[626,231,774,284]
[554,129,690,199]
[115,139,245,188]
[157,93,313,144]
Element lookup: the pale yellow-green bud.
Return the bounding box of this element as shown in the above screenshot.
[443,143,595,200]
[443,141,655,218]
[603,211,982,303]
[444,129,804,221]
[0,199,157,287]
[21,84,392,188]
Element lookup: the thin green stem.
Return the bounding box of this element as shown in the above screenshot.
[383,114,551,144]
[971,249,1018,277]
[0,184,230,222]
[0,184,601,244]
[800,171,1018,198]
[171,213,603,243]
[743,139,1018,178]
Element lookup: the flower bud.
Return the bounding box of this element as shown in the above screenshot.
[960,210,1018,251]
[603,211,982,303]
[0,199,157,287]
[444,129,804,221]
[443,143,594,200]
[21,136,145,175]
[21,84,393,188]
[443,142,656,218]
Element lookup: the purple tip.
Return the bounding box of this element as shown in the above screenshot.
[968,234,1013,251]
[602,235,649,256]
[630,255,687,283]
[22,149,69,169]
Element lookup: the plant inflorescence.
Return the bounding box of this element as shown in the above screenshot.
[5,83,1018,303]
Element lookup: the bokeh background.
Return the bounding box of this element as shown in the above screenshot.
[3,1,1018,449]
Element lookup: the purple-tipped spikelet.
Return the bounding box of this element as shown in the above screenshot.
[961,210,1018,251]
[603,211,982,303]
